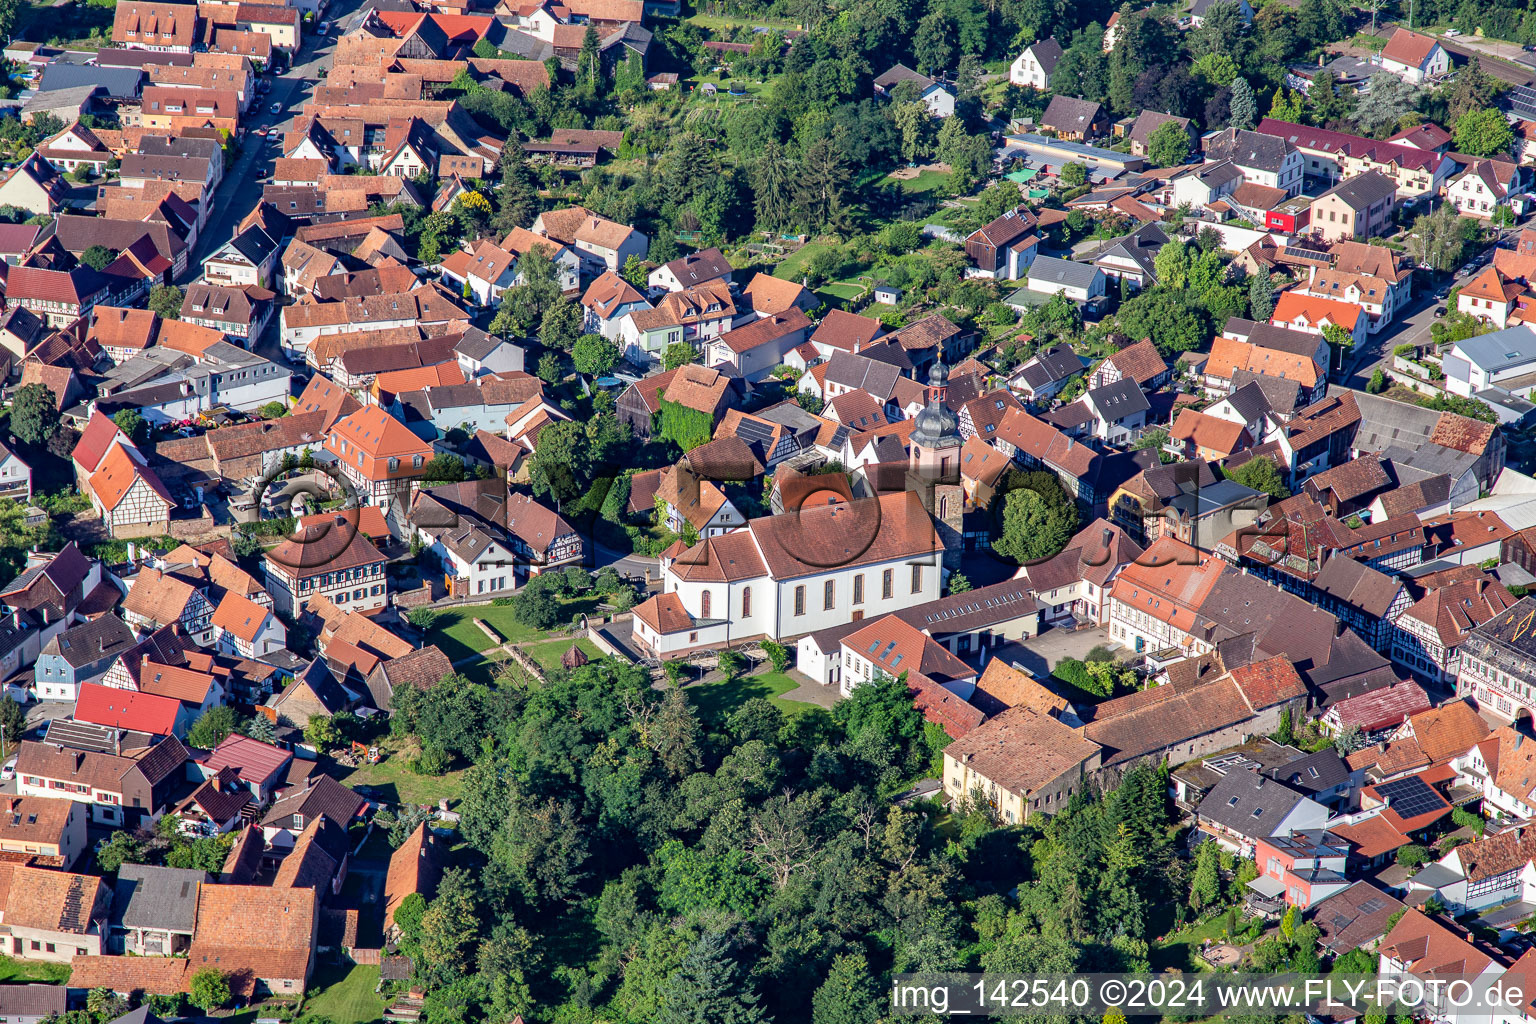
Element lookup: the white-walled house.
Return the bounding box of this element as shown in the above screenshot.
[1026,256,1106,307]
[1009,38,1062,90]
[1379,28,1451,84]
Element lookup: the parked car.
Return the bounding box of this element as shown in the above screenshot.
[318,20,330,33]
[1435,305,1447,317]
[3,758,17,781]
[270,101,281,114]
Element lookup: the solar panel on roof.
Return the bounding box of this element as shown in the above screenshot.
[1375,776,1445,819]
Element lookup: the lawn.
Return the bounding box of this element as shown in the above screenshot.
[524,637,602,673]
[324,737,466,809]
[687,671,827,722]
[421,598,598,662]
[686,12,801,31]
[817,281,864,304]
[1150,904,1248,972]
[0,955,68,983]
[889,169,952,194]
[305,962,385,1024]
[773,238,839,281]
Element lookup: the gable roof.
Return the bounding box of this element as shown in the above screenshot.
[1381,27,1442,67]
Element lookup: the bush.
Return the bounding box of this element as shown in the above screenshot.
[1396,844,1430,867]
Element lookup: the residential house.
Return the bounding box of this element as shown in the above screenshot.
[1086,222,1168,293]
[263,525,388,616]
[1024,256,1106,309]
[1039,95,1108,141]
[704,309,813,383]
[581,272,651,340]
[108,864,202,956]
[617,280,736,364]
[1126,111,1192,158]
[184,885,317,999]
[14,736,188,826]
[1379,28,1450,84]
[384,823,443,940]
[530,205,647,273]
[1195,768,1330,856]
[74,683,188,740]
[1446,160,1526,219]
[964,208,1039,281]
[1008,37,1062,90]
[1007,343,1087,403]
[1190,0,1253,27]
[1203,127,1304,196]
[1080,378,1149,445]
[0,796,84,866]
[210,591,286,658]
[647,247,733,295]
[1254,118,1452,197]
[871,64,956,117]
[941,706,1101,823]
[33,616,138,701]
[4,867,110,962]
[323,405,434,509]
[616,362,736,440]
[1249,829,1352,909]
[1088,337,1170,391]
[1309,171,1398,243]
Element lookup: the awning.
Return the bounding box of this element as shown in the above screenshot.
[1247,875,1286,898]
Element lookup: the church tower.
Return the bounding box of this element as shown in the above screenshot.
[906,360,965,575]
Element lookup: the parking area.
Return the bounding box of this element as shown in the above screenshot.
[988,624,1128,680]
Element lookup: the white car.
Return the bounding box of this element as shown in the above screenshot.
[270,101,282,114]
[2,758,16,781]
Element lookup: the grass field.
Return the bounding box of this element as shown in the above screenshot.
[524,637,602,673]
[0,955,68,983]
[421,598,598,661]
[305,962,386,1024]
[324,737,466,808]
[687,671,826,722]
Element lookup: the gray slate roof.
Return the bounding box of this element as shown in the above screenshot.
[111,863,206,933]
[37,63,143,97]
[1318,169,1398,211]
[1204,127,1291,174]
[1086,377,1150,419]
[1197,768,1309,840]
[1028,254,1102,290]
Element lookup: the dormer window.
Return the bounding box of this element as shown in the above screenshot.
[412,454,423,468]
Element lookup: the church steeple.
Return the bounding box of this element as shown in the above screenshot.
[909,359,961,454]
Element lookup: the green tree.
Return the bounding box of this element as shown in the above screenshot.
[656,930,768,1024]
[10,383,60,445]
[761,640,791,673]
[1146,121,1191,167]
[993,484,1076,563]
[0,695,22,758]
[528,419,592,506]
[1447,56,1499,122]
[1405,204,1476,273]
[422,455,467,483]
[1229,77,1256,129]
[80,244,115,271]
[663,341,696,370]
[112,408,149,445]
[1225,455,1291,500]
[188,969,231,1012]
[259,401,288,419]
[540,297,585,351]
[1354,74,1419,137]
[1367,367,1387,394]
[622,254,648,289]
[87,989,128,1020]
[811,953,882,1024]
[577,25,601,86]
[304,714,341,752]
[1396,844,1430,867]
[1268,86,1305,123]
[573,333,620,378]
[148,284,183,320]
[242,713,276,744]
[95,830,145,873]
[187,705,238,749]
[536,351,562,384]
[1248,271,1275,321]
[949,572,971,593]
[1059,162,1087,188]
[1189,840,1220,910]
[230,531,261,559]
[1454,108,1514,158]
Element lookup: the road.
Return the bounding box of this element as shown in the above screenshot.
[179,9,356,283]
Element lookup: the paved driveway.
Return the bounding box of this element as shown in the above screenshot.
[989,624,1126,679]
